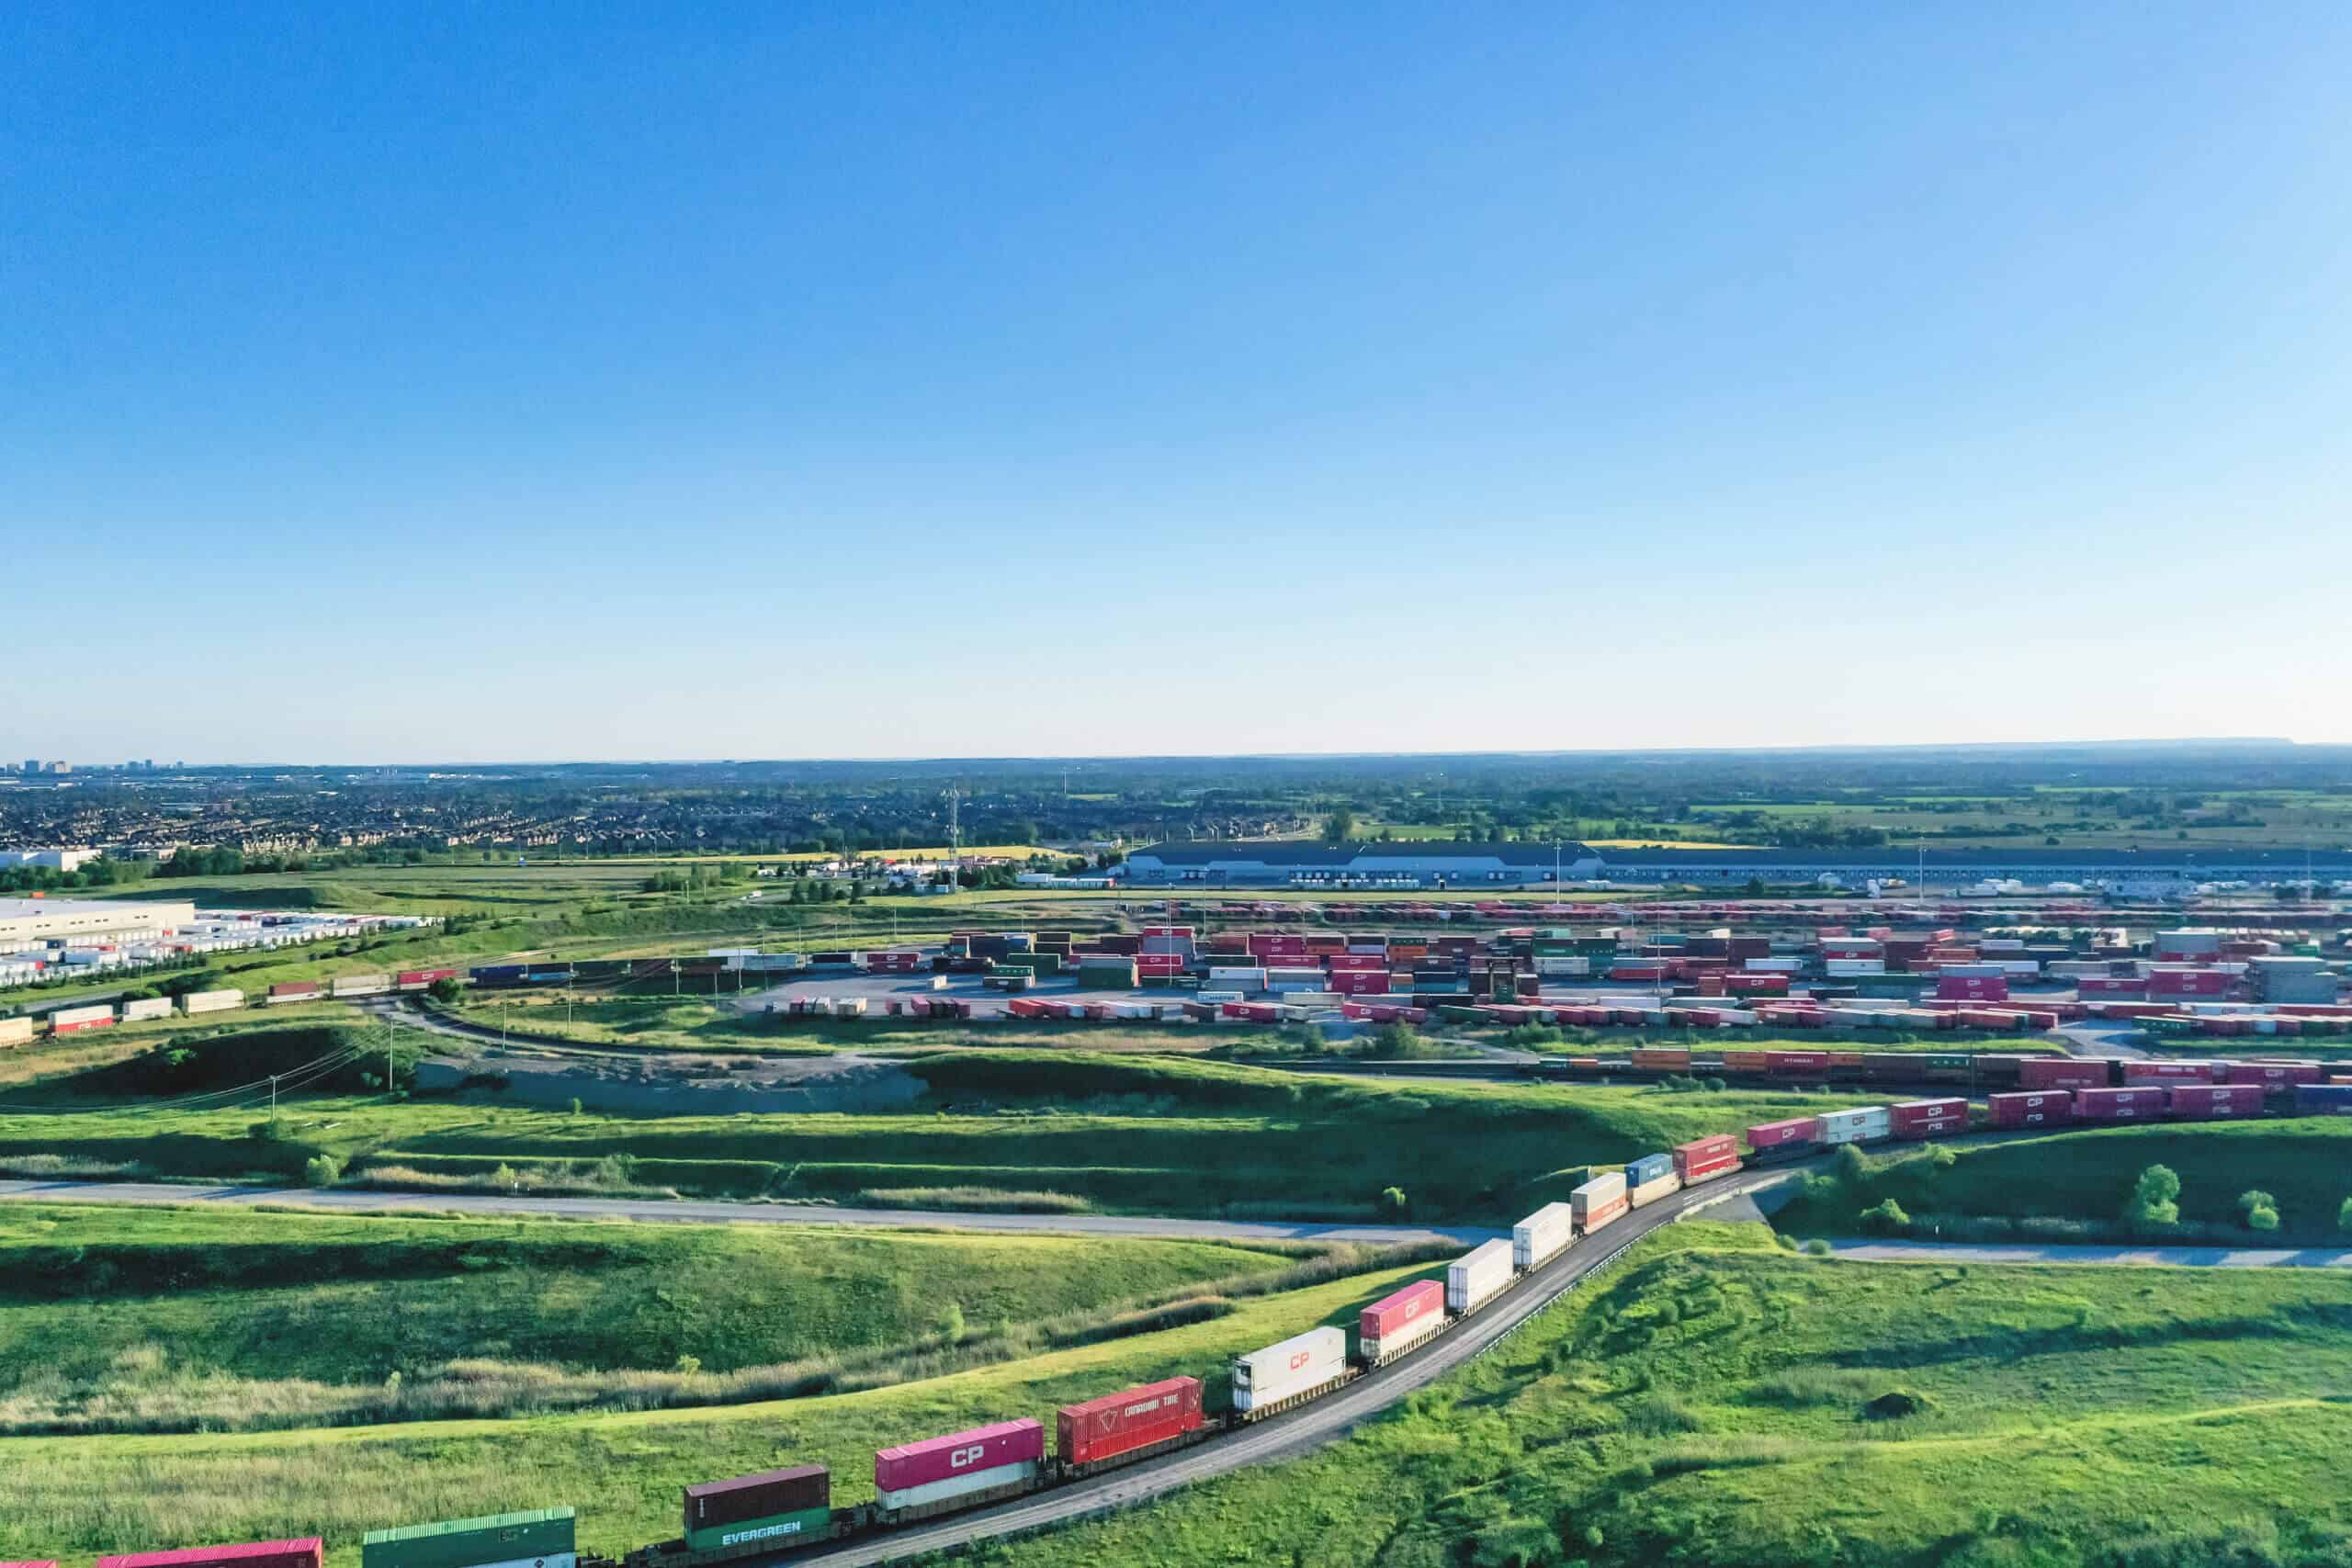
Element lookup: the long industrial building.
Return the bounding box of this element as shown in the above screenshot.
[1119,842,2352,892]
[0,897,199,949]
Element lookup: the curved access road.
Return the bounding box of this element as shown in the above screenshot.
[777,1168,1782,1568]
[0,1179,1500,1248]
[1825,1239,2352,1269]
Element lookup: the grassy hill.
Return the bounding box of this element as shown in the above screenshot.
[0,1201,1315,1436]
[1,1050,1881,1220]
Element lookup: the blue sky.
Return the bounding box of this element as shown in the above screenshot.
[7,2,2349,762]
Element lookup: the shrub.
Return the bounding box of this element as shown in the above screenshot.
[2240,1190,2281,1232]
[1861,1389,1933,1421]
[2340,1196,2352,1233]
[1802,1238,1832,1257]
[302,1155,342,1188]
[1379,1186,1409,1217]
[2126,1164,2182,1233]
[1860,1199,1910,1235]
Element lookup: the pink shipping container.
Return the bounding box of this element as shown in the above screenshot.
[97,1544,322,1568]
[1889,1099,1969,1140]
[1746,1115,1820,1150]
[1328,953,1385,973]
[2121,1059,2225,1084]
[2167,1083,2267,1121]
[2076,977,2147,996]
[876,1417,1045,1493]
[1936,976,2010,1002]
[1987,1089,2074,1128]
[2227,1060,2324,1088]
[2017,1057,2111,1092]
[2074,1086,2170,1122]
[2148,971,2232,997]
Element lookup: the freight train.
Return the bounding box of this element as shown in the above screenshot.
[24,1078,2352,1568]
[17,1133,1754,1568]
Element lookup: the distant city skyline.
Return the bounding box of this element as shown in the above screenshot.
[10,3,2350,761]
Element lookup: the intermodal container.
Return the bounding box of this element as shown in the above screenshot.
[2075,1086,2170,1122]
[1815,1105,1892,1145]
[0,1017,33,1047]
[1231,1326,1348,1412]
[681,1466,830,1553]
[120,997,174,1023]
[875,1417,1044,1508]
[51,1003,117,1032]
[470,964,526,985]
[1057,1376,1204,1468]
[1720,1048,1770,1071]
[103,1544,325,1568]
[2167,1083,2267,1121]
[2295,1084,2352,1115]
[1987,1089,2074,1129]
[1569,1171,1630,1235]
[362,1510,574,1568]
[395,968,459,989]
[2227,1060,2324,1089]
[1447,1237,1517,1312]
[1764,1050,1829,1076]
[1889,1098,1969,1139]
[1512,1202,1574,1270]
[2017,1056,2111,1091]
[1672,1133,1740,1184]
[1359,1280,1445,1361]
[2121,1059,2225,1085]
[1631,1048,1691,1071]
[1626,1171,1680,1208]
[1624,1152,1675,1187]
[1746,1115,1819,1152]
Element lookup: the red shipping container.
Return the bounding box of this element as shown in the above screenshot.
[1765,1050,1830,1075]
[2121,1059,2225,1084]
[1360,1279,1444,1344]
[1057,1376,1204,1468]
[1890,1099,1969,1139]
[2076,977,2147,996]
[876,1417,1045,1492]
[1672,1134,1740,1181]
[2018,1057,2111,1092]
[1746,1115,1820,1150]
[2074,1086,2169,1122]
[2167,1083,2267,1121]
[1721,1049,1770,1071]
[1632,1048,1691,1069]
[97,1544,322,1568]
[1328,953,1385,972]
[266,982,319,998]
[1988,1089,2074,1128]
[2227,1060,2323,1088]
[1936,976,2010,1002]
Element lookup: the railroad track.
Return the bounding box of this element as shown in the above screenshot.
[764,1165,1792,1568]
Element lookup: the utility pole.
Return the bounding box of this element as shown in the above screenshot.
[269,1074,280,1122]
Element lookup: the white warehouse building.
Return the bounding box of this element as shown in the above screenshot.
[0,897,198,949]
[0,848,102,873]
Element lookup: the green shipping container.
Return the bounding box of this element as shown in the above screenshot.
[684,1506,831,1555]
[1924,1053,1972,1070]
[363,1509,575,1568]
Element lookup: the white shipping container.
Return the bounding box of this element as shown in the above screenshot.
[834,997,867,1017]
[877,1459,1040,1514]
[1825,959,1887,976]
[1207,967,1267,987]
[51,1004,117,1028]
[1512,1202,1574,1270]
[1446,1238,1515,1314]
[1626,1172,1680,1209]
[1532,956,1589,976]
[120,997,174,1022]
[0,1017,33,1047]
[1815,1105,1893,1145]
[1571,1171,1629,1233]
[180,989,243,1014]
[1196,989,1243,1004]
[330,974,390,998]
[1744,958,1803,973]
[1231,1325,1348,1412]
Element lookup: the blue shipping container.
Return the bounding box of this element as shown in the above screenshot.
[523,967,573,983]
[2295,1084,2352,1115]
[1624,1152,1675,1185]
[471,964,526,982]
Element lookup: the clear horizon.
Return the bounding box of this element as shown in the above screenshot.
[11,4,2350,763]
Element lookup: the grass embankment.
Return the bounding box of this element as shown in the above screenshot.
[1,1050,1879,1219]
[0,1201,1334,1437]
[972,1224,2352,1568]
[1773,1120,2352,1246]
[0,1247,1444,1557]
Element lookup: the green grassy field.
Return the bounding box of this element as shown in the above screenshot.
[0,1201,1310,1437]
[0,1244,1440,1558]
[967,1223,2352,1568]
[1772,1119,2352,1245]
[0,1048,1873,1220]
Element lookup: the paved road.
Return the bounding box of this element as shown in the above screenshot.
[1826,1239,2352,1269]
[777,1170,1781,1568]
[0,1179,1500,1247]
